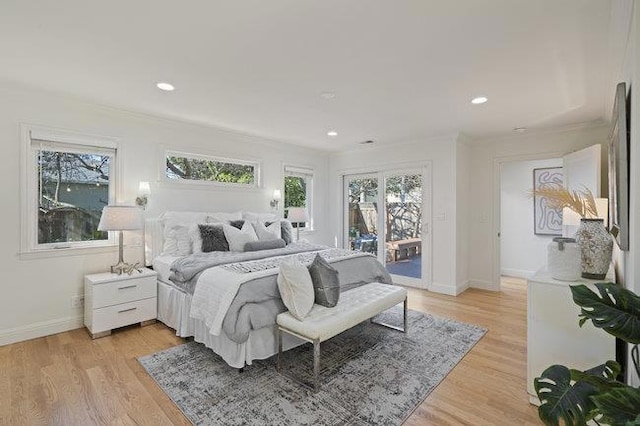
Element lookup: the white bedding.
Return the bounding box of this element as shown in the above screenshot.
[152,254,181,283]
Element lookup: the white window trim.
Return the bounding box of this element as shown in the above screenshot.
[20,124,122,257]
[284,164,314,232]
[163,149,262,189]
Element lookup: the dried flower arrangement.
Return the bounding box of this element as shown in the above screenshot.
[531,185,598,218]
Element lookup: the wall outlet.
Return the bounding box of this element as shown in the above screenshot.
[71,295,84,308]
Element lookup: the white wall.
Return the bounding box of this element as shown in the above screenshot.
[455,136,471,291]
[500,158,562,278]
[329,135,462,295]
[467,123,610,290]
[0,83,331,345]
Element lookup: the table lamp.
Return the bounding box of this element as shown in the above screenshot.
[287,207,309,241]
[98,205,144,274]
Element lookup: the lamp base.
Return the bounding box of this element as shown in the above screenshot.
[110,261,142,275]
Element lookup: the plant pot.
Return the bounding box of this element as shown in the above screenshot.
[574,218,613,280]
[547,237,581,281]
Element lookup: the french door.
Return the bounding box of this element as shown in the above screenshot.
[344,168,429,288]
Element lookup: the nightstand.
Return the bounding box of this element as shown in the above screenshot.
[84,268,158,339]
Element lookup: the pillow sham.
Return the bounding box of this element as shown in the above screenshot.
[162,224,193,256]
[244,239,286,252]
[280,220,295,245]
[277,257,315,321]
[206,211,243,223]
[308,254,340,307]
[223,221,259,252]
[253,220,281,241]
[243,211,278,223]
[198,224,229,252]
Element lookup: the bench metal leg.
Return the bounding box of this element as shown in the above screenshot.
[313,339,321,392]
[277,327,283,371]
[370,297,408,333]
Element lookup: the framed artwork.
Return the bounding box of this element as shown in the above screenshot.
[608,82,630,250]
[533,167,563,235]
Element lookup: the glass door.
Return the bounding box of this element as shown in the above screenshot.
[383,172,423,284]
[344,170,427,288]
[344,174,379,255]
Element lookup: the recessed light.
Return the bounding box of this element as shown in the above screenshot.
[327,130,338,137]
[513,127,527,133]
[471,96,488,104]
[320,92,336,100]
[156,82,175,91]
[360,140,374,145]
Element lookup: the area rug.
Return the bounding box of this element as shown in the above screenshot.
[138,309,486,426]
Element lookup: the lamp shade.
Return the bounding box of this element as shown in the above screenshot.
[272,189,282,200]
[138,181,151,196]
[97,205,143,231]
[287,207,308,223]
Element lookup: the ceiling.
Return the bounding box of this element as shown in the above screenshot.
[0,0,626,150]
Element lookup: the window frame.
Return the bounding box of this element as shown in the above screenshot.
[20,125,121,255]
[163,149,261,189]
[283,164,314,231]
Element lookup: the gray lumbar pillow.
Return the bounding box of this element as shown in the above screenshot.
[308,254,340,307]
[244,238,286,252]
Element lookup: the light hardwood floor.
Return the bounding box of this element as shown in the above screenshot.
[1,278,541,425]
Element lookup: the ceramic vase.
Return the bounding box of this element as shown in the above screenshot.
[574,218,613,280]
[547,237,581,281]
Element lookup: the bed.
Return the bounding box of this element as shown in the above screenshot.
[145,211,392,368]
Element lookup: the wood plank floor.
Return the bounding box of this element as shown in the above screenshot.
[1,277,541,425]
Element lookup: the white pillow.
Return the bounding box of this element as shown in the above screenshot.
[190,224,204,254]
[223,221,258,252]
[277,257,315,321]
[243,211,278,223]
[253,220,281,241]
[162,225,193,256]
[207,211,243,223]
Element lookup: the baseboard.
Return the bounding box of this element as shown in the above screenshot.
[428,281,458,296]
[455,280,470,295]
[468,279,499,291]
[500,268,535,279]
[0,315,84,346]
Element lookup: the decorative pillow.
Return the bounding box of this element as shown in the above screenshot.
[277,257,315,321]
[308,254,340,307]
[280,220,295,245]
[244,239,286,252]
[223,221,258,252]
[243,211,278,223]
[162,211,208,238]
[253,220,281,241]
[198,224,229,252]
[206,211,243,223]
[162,225,193,256]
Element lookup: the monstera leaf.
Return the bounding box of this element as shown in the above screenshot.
[570,283,640,344]
[570,361,624,392]
[592,387,640,426]
[534,365,599,426]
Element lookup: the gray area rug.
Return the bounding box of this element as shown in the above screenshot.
[138,308,486,425]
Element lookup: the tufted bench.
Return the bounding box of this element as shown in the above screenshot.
[276,282,407,391]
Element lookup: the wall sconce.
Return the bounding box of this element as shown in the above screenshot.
[270,189,282,210]
[136,181,151,209]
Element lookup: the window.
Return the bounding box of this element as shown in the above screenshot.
[284,165,313,230]
[165,151,259,187]
[22,127,118,252]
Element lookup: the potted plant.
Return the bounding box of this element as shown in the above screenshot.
[534,282,640,425]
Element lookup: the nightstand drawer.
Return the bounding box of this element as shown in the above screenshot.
[90,297,157,333]
[91,275,156,309]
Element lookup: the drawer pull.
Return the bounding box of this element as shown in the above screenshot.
[118,284,137,290]
[118,307,137,314]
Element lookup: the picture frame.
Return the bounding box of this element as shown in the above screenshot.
[533,167,563,236]
[608,82,630,250]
